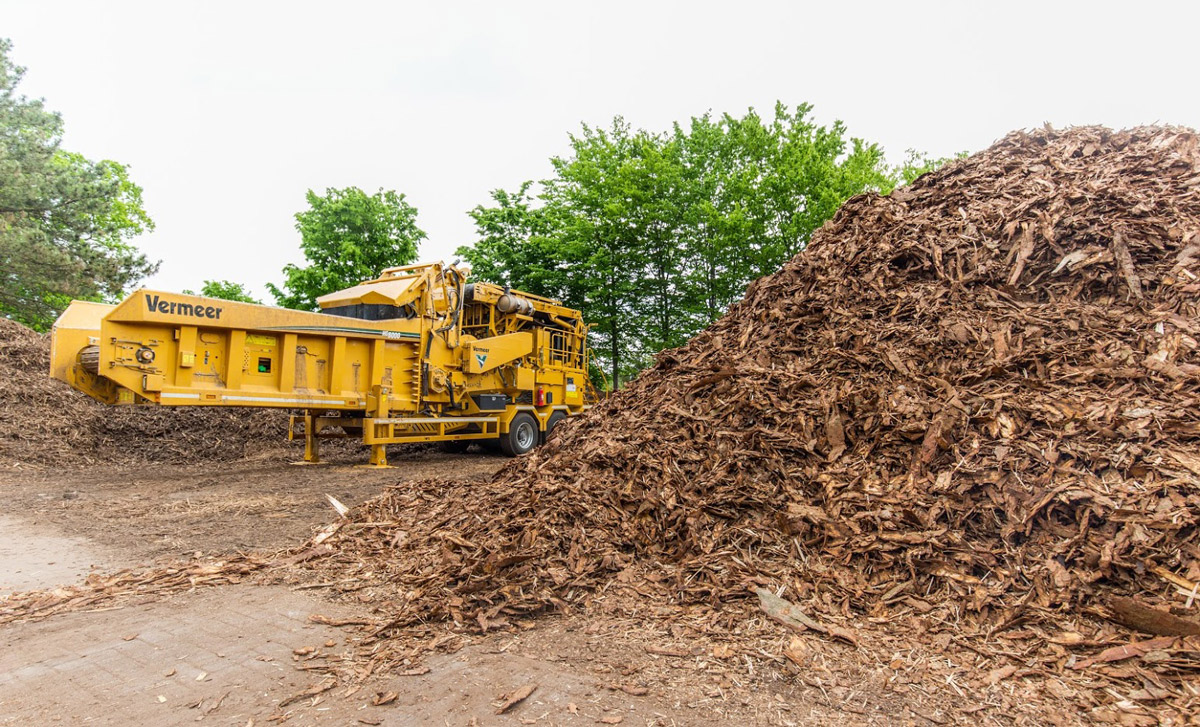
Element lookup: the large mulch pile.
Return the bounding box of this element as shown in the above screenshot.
[4,125,1198,722]
[0,317,289,466]
[293,126,1200,719]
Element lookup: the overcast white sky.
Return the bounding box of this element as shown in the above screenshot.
[3,0,1197,301]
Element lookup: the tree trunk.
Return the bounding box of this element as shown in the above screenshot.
[609,321,619,390]
[707,257,717,322]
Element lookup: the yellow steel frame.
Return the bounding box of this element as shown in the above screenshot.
[51,262,595,467]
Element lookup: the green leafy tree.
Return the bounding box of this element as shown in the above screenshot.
[673,113,747,325]
[731,103,893,276]
[625,131,690,354]
[667,105,894,329]
[0,39,156,331]
[183,280,260,304]
[460,103,907,387]
[457,182,564,296]
[268,187,425,310]
[892,148,966,185]
[544,119,655,387]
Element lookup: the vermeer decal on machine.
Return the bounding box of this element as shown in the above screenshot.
[144,294,223,320]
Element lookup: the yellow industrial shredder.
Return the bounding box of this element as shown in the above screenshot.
[49,262,596,466]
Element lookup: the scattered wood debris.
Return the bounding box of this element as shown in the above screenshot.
[277,678,335,708]
[0,555,269,624]
[3,124,1199,723]
[277,125,1200,719]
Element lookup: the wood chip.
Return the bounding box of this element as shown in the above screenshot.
[495,684,537,714]
[1072,637,1178,670]
[14,124,1198,717]
[1108,597,1200,637]
[371,691,398,706]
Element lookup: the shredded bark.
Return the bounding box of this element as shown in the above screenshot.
[290,124,1200,715]
[0,319,290,466]
[5,123,1200,721]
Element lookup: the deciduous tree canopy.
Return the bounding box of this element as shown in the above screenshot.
[0,39,156,331]
[269,187,425,310]
[183,280,260,304]
[458,103,946,387]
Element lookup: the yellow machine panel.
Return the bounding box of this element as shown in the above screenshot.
[50,262,596,465]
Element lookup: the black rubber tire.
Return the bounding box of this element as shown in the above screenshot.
[500,412,539,456]
[543,411,567,443]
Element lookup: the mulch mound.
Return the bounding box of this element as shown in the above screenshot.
[4,125,1197,721]
[295,125,1200,718]
[0,317,289,466]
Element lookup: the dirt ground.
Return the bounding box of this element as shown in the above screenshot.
[0,584,743,726]
[0,448,502,564]
[0,448,1053,726]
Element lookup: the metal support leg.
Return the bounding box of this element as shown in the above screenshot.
[368,443,388,467]
[358,383,392,468]
[303,410,320,463]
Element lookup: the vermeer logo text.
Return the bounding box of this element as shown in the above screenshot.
[145,294,223,320]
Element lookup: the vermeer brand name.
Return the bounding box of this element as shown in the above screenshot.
[145,294,223,320]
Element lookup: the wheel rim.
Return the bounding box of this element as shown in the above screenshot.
[515,421,536,450]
